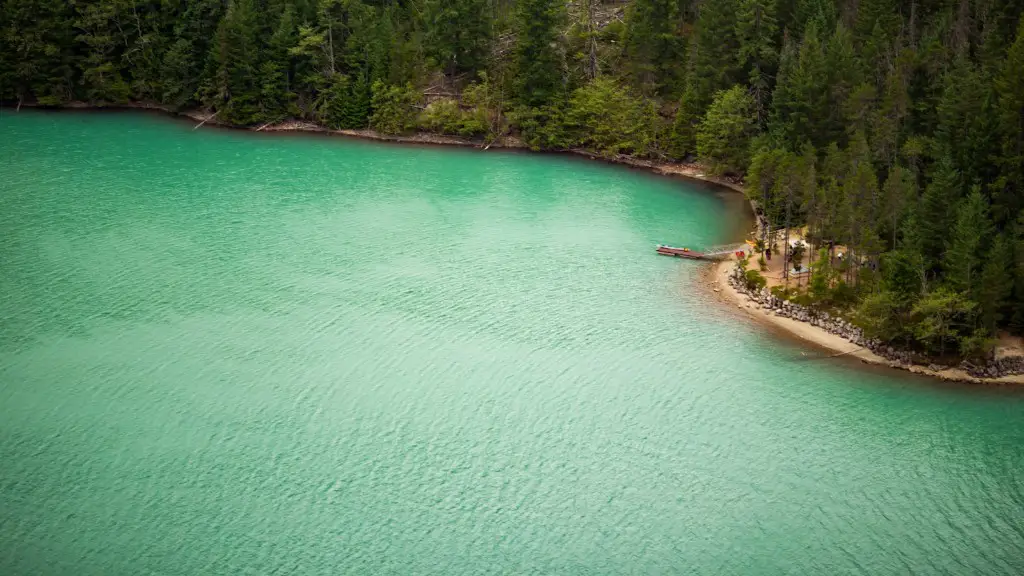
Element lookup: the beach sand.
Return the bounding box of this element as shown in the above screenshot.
[709,258,1024,385]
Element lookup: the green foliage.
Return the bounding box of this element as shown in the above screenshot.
[508,104,569,151]
[769,23,830,149]
[564,78,656,156]
[979,233,1014,331]
[512,0,566,107]
[744,269,767,291]
[697,86,756,174]
[369,81,419,134]
[419,99,487,137]
[689,0,741,111]
[621,0,685,95]
[668,86,701,159]
[423,0,491,75]
[735,0,778,124]
[912,287,976,357]
[943,188,994,299]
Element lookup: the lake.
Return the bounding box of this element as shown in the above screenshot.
[1,110,1022,575]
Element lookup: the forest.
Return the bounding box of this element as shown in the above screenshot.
[2,0,1023,360]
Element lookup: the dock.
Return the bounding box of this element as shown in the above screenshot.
[656,243,745,261]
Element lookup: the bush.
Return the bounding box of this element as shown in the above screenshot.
[370,81,420,134]
[758,255,768,271]
[508,104,570,150]
[960,330,996,362]
[697,85,757,175]
[564,77,658,156]
[420,98,488,136]
[744,269,767,291]
[420,99,463,134]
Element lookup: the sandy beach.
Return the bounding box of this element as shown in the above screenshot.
[709,258,1024,385]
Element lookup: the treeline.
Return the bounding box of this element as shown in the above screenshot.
[2,0,1024,359]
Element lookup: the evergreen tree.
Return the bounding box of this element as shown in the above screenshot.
[688,0,741,111]
[512,0,566,107]
[979,233,1014,331]
[992,16,1024,225]
[697,85,757,175]
[622,0,684,95]
[881,165,917,248]
[918,156,961,273]
[769,23,830,149]
[735,0,778,126]
[423,0,491,77]
[668,85,701,159]
[205,0,261,125]
[943,187,994,300]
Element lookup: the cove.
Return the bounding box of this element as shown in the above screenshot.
[1,110,1023,575]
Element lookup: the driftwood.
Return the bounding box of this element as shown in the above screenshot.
[192,111,218,130]
[255,117,286,132]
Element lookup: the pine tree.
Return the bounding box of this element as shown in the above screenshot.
[918,156,961,274]
[979,233,1014,332]
[735,0,778,126]
[943,187,994,300]
[697,85,757,175]
[668,85,701,158]
[881,164,917,248]
[769,23,830,149]
[206,0,262,125]
[688,0,741,112]
[935,56,999,190]
[423,0,491,77]
[992,16,1024,226]
[622,0,684,95]
[512,0,566,107]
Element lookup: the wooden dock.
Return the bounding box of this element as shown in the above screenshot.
[655,244,745,261]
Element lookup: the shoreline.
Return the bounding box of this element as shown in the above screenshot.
[6,104,1018,385]
[709,259,1024,385]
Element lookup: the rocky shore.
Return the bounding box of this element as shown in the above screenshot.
[723,263,1024,384]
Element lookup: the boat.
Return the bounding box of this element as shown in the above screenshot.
[655,245,705,259]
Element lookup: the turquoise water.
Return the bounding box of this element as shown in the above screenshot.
[1,110,1022,575]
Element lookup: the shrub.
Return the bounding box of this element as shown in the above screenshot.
[697,85,757,175]
[744,269,767,291]
[369,81,420,134]
[420,99,463,134]
[508,104,570,150]
[564,77,658,156]
[420,98,489,136]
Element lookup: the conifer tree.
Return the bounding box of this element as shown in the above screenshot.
[622,0,684,95]
[688,0,741,111]
[735,0,778,126]
[918,156,962,274]
[770,23,829,149]
[993,16,1024,225]
[979,233,1014,331]
[423,0,491,77]
[512,0,566,107]
[207,0,261,125]
[944,187,994,300]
